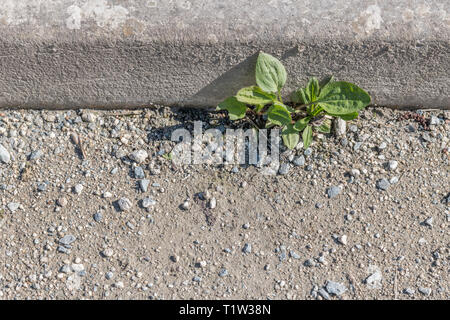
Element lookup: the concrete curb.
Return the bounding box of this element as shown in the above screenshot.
[0,0,449,109]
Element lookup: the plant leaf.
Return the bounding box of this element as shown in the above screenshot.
[302,125,313,149]
[317,119,331,133]
[236,86,276,105]
[291,87,308,104]
[326,111,359,121]
[319,75,335,89]
[267,103,292,127]
[306,77,320,102]
[274,101,295,113]
[316,81,371,115]
[255,52,287,94]
[282,124,300,149]
[216,97,247,120]
[293,116,311,131]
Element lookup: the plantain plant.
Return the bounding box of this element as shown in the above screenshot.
[217,52,371,149]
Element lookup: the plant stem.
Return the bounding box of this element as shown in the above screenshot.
[278,89,283,104]
[312,105,323,116]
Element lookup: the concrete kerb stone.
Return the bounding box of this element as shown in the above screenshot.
[0,0,449,109]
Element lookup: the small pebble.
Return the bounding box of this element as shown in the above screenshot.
[102,248,114,258]
[327,186,341,199]
[0,144,11,164]
[376,178,390,191]
[73,184,83,195]
[129,150,148,164]
[117,197,132,211]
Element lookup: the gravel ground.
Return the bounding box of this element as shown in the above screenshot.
[0,106,448,300]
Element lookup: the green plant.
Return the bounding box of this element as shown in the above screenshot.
[161,152,173,161]
[217,52,371,149]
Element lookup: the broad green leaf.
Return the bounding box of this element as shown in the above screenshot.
[216,97,247,120]
[317,119,331,133]
[267,103,292,127]
[293,116,311,131]
[282,124,300,149]
[326,111,359,121]
[319,75,335,89]
[302,125,313,149]
[316,81,371,115]
[274,101,295,113]
[236,86,276,105]
[291,87,308,104]
[255,52,287,94]
[306,77,320,102]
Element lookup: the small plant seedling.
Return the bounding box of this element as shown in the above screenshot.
[162,152,173,161]
[217,52,371,149]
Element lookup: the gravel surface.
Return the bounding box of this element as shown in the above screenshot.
[0,106,448,300]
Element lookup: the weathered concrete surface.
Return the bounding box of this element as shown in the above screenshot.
[0,0,449,109]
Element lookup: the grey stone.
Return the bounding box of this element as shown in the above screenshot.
[101,248,114,258]
[376,178,390,190]
[334,118,347,136]
[349,125,358,133]
[278,163,290,175]
[325,281,348,296]
[387,160,398,171]
[318,288,331,300]
[93,211,103,222]
[430,115,440,125]
[37,182,48,192]
[293,155,305,166]
[71,263,85,273]
[208,197,217,209]
[304,259,316,267]
[59,235,76,246]
[423,217,433,227]
[117,197,132,211]
[0,144,11,164]
[73,184,83,195]
[378,142,387,150]
[219,269,228,277]
[304,148,313,157]
[389,176,399,184]
[327,186,342,198]
[29,150,43,161]
[57,246,69,254]
[134,166,145,179]
[139,179,150,192]
[418,287,432,296]
[403,288,415,295]
[59,265,72,273]
[142,197,156,208]
[365,270,382,289]
[7,202,20,212]
[129,150,148,164]
[243,243,252,254]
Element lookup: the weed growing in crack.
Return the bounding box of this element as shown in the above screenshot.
[217,52,371,149]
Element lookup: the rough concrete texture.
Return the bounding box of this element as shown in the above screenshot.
[0,0,449,109]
